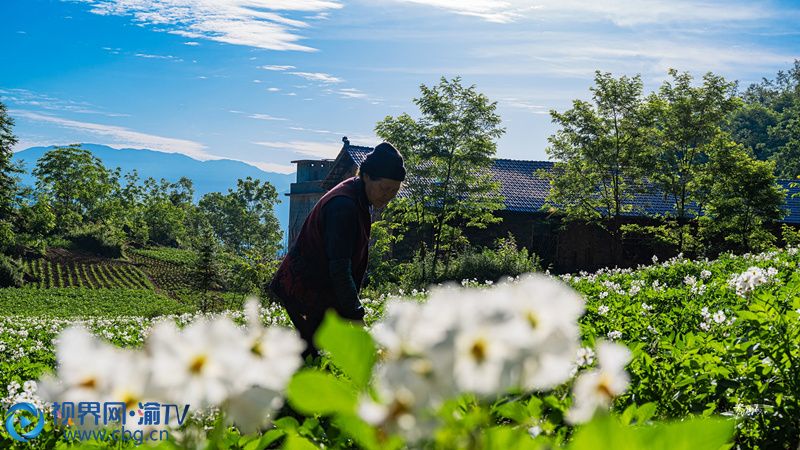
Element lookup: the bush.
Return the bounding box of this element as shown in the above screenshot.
[0,254,24,288]
[451,235,541,281]
[68,224,125,258]
[400,234,541,289]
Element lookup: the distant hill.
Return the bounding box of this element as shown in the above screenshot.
[12,143,295,248]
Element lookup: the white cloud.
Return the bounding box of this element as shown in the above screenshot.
[0,88,129,117]
[135,53,183,61]
[248,113,288,121]
[260,65,296,71]
[229,110,287,121]
[386,0,773,26]
[12,110,213,160]
[243,160,297,174]
[183,41,199,46]
[471,35,797,77]
[289,71,343,83]
[252,140,340,158]
[70,0,343,51]
[253,79,262,83]
[335,88,367,99]
[499,97,549,114]
[289,126,335,135]
[267,87,281,92]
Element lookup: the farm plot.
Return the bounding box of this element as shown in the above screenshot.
[22,258,153,289]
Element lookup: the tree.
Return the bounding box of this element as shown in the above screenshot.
[644,69,740,253]
[192,227,223,312]
[32,145,113,233]
[376,77,505,282]
[697,138,786,254]
[140,176,195,247]
[198,177,282,258]
[544,71,651,263]
[729,60,800,178]
[0,100,22,252]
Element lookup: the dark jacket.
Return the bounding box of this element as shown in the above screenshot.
[270,176,371,318]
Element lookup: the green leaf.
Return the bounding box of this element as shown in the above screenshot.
[483,426,541,450]
[332,413,382,450]
[495,400,529,423]
[286,369,358,416]
[274,417,300,431]
[314,310,377,389]
[569,415,734,450]
[282,433,319,450]
[635,403,658,424]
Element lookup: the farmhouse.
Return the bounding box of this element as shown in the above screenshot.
[287,137,800,273]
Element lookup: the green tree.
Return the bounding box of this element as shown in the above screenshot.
[376,76,505,282]
[544,71,651,263]
[198,177,282,258]
[140,176,195,246]
[0,101,22,253]
[644,69,740,253]
[32,145,113,233]
[729,60,800,178]
[192,227,223,312]
[698,138,786,254]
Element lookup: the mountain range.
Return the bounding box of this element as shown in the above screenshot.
[12,144,295,247]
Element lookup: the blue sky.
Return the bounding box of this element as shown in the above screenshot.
[2,0,799,174]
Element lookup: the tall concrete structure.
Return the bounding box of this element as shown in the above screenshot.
[286,158,333,246]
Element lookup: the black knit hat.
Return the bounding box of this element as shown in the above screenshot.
[360,142,406,181]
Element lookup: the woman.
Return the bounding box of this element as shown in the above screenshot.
[269,142,405,357]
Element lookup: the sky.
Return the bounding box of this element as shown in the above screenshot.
[2,0,799,174]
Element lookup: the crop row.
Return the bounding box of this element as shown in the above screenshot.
[22,259,154,290]
[127,252,195,293]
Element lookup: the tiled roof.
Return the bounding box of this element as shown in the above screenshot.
[779,180,800,224]
[341,145,800,224]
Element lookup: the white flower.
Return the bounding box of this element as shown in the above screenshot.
[607,330,622,340]
[239,298,304,392]
[712,310,727,324]
[453,325,516,396]
[729,266,773,297]
[48,326,119,403]
[652,255,658,264]
[598,291,609,299]
[224,386,284,434]
[148,318,249,408]
[641,302,653,312]
[575,347,595,367]
[527,425,542,438]
[597,305,609,316]
[357,387,433,443]
[566,341,631,424]
[700,270,712,279]
[683,275,697,287]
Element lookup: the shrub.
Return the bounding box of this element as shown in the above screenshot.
[68,224,125,258]
[0,254,24,288]
[400,234,541,289]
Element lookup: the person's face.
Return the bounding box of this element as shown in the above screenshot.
[364,174,402,209]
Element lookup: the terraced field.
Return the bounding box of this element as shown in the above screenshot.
[127,248,195,294]
[22,258,153,289]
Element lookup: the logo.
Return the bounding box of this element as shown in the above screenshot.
[5,402,45,442]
